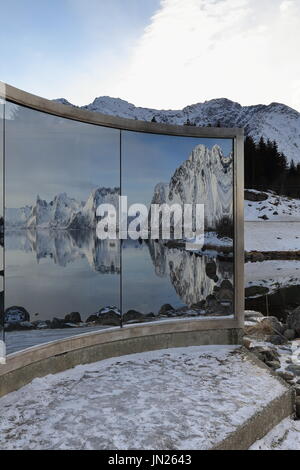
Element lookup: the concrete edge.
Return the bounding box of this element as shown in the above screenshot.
[212,349,295,450]
[0,324,243,398]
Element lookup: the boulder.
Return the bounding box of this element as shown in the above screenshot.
[245,286,269,297]
[250,346,279,363]
[287,307,300,336]
[158,304,175,315]
[64,312,81,323]
[261,316,285,334]
[86,314,99,323]
[265,360,281,370]
[283,329,296,340]
[286,364,300,376]
[268,334,285,345]
[97,310,120,326]
[4,306,30,324]
[123,310,144,322]
[50,317,68,329]
[205,261,217,280]
[244,190,268,202]
[277,371,295,382]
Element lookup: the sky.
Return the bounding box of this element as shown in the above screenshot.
[0,0,299,111]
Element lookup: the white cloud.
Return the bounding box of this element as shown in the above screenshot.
[103,0,300,111]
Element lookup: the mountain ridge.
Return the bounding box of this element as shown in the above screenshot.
[55,96,300,164]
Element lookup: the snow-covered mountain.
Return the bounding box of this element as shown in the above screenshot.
[55,96,300,164]
[151,144,233,230]
[5,188,120,229]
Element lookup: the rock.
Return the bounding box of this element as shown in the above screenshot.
[261,316,285,334]
[243,337,252,349]
[158,304,175,315]
[64,312,81,323]
[205,261,217,280]
[35,321,49,329]
[4,306,30,324]
[244,190,268,202]
[283,329,296,340]
[287,307,300,336]
[245,286,269,297]
[5,321,35,331]
[258,214,269,220]
[268,334,285,345]
[250,252,265,262]
[265,360,281,370]
[245,311,264,319]
[145,312,156,318]
[277,371,295,381]
[294,385,300,397]
[86,314,99,323]
[250,346,279,363]
[296,397,300,419]
[286,364,300,376]
[97,310,120,326]
[123,309,144,322]
[50,317,68,329]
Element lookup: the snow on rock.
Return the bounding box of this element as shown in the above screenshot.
[151,144,233,230]
[0,346,286,450]
[58,96,300,164]
[245,190,300,222]
[250,418,300,450]
[68,187,119,229]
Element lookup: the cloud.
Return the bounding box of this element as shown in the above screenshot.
[106,0,300,111]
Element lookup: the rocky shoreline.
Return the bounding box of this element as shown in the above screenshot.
[244,308,300,418]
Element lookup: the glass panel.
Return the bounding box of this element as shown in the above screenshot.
[0,97,4,357]
[4,102,120,353]
[121,130,234,325]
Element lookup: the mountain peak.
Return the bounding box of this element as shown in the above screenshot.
[54,95,300,163]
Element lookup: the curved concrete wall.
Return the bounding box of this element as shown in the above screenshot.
[0,82,244,396]
[0,318,243,398]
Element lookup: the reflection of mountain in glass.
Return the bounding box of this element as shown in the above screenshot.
[148,240,233,313]
[6,230,120,273]
[151,144,233,231]
[6,187,120,229]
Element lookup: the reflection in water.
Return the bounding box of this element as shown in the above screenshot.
[5,231,233,323]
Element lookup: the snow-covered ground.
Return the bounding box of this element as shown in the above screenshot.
[250,418,300,450]
[245,222,300,252]
[245,260,300,294]
[245,191,300,222]
[0,346,286,450]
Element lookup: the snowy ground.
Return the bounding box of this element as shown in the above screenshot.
[0,346,286,450]
[245,191,300,222]
[245,222,300,252]
[250,418,300,450]
[245,260,300,295]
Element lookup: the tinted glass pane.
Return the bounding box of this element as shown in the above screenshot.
[121,130,234,324]
[0,97,4,356]
[4,103,120,353]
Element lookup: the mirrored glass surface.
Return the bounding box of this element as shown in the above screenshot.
[4,103,121,353]
[121,130,234,325]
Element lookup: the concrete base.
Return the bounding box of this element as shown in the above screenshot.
[0,319,242,398]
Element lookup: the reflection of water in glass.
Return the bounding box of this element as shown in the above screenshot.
[5,230,120,321]
[5,231,234,321]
